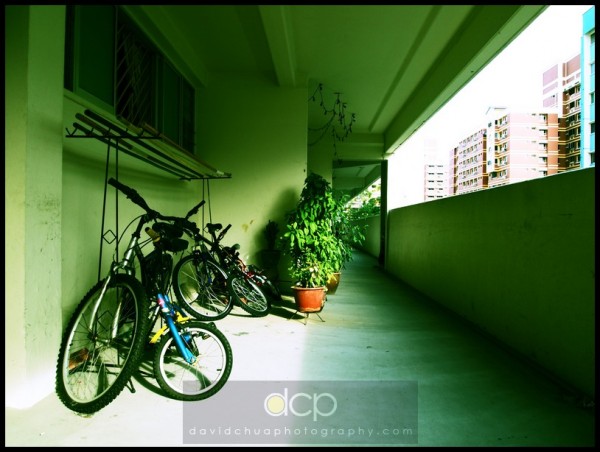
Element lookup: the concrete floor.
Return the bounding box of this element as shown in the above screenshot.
[5,250,595,446]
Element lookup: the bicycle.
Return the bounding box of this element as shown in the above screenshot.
[164,217,234,321]
[56,178,232,413]
[214,231,283,306]
[138,224,233,402]
[173,222,273,319]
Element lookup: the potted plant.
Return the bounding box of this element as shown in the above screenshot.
[326,194,367,294]
[280,172,340,312]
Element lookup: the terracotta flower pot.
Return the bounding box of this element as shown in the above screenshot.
[326,272,341,294]
[292,286,326,312]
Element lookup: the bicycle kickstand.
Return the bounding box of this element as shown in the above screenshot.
[125,377,137,394]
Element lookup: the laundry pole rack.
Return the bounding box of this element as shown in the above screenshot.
[66,108,231,280]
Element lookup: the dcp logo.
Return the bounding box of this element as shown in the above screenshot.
[264,387,337,421]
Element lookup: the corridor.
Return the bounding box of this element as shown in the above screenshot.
[5,250,594,446]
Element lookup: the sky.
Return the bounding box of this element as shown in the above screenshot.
[388,4,594,208]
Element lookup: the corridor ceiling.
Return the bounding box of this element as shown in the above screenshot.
[125,5,547,197]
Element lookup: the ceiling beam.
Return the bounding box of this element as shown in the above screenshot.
[383,5,546,155]
[332,176,367,189]
[368,5,444,133]
[259,5,300,87]
[334,132,385,162]
[333,159,381,169]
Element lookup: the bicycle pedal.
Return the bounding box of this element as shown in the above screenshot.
[68,348,90,370]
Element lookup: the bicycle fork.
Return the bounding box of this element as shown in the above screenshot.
[153,293,197,365]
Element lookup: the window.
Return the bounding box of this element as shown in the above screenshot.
[65,5,195,154]
[64,6,116,111]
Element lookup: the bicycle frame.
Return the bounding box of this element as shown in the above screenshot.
[196,224,247,275]
[202,223,270,290]
[133,227,203,365]
[149,293,196,364]
[86,212,150,338]
[178,222,232,283]
[106,178,205,364]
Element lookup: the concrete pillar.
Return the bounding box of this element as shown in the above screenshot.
[5,5,65,408]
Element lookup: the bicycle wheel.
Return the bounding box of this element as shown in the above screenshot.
[55,274,149,414]
[260,278,283,304]
[245,264,282,306]
[153,321,233,401]
[228,272,270,317]
[173,254,233,321]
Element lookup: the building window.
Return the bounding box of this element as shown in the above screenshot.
[64,5,195,154]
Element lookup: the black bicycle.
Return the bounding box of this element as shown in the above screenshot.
[56,178,233,413]
[213,229,282,306]
[168,219,235,321]
[173,222,274,319]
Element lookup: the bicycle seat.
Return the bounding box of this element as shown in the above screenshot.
[152,222,188,252]
[153,222,184,238]
[162,238,188,252]
[206,223,222,234]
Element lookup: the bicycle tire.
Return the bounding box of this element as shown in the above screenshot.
[55,274,149,414]
[243,263,282,305]
[172,254,234,321]
[153,321,233,401]
[260,278,283,304]
[228,273,270,317]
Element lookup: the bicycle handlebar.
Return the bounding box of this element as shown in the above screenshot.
[185,200,205,220]
[108,177,155,215]
[108,177,205,236]
[217,224,232,241]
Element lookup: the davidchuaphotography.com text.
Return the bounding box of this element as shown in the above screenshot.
[183,380,418,445]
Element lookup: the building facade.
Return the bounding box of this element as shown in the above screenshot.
[452,129,488,195]
[423,139,448,201]
[580,6,596,168]
[448,108,560,195]
[542,55,582,171]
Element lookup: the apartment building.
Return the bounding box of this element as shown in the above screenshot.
[488,110,560,188]
[542,55,582,171]
[451,129,487,195]
[447,108,560,194]
[540,6,595,171]
[423,139,448,201]
[580,6,596,168]
[424,162,448,201]
[446,7,594,195]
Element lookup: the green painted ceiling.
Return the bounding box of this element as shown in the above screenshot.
[124,5,547,196]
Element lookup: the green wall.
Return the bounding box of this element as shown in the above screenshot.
[195,72,308,267]
[386,168,595,397]
[353,215,381,259]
